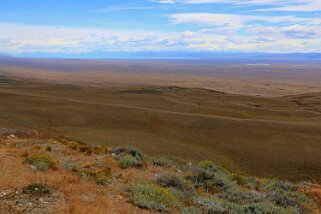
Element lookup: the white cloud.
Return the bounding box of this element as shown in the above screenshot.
[153,0,321,11]
[0,22,321,54]
[170,13,321,27]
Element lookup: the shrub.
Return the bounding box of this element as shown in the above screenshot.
[22,183,51,197]
[264,180,298,193]
[119,155,144,169]
[180,206,203,214]
[96,175,113,186]
[126,182,179,212]
[155,173,193,193]
[192,196,232,213]
[219,186,266,203]
[187,161,237,192]
[112,147,144,161]
[63,159,80,171]
[193,197,292,214]
[239,176,263,190]
[152,157,173,167]
[241,202,297,214]
[268,192,296,207]
[24,154,57,171]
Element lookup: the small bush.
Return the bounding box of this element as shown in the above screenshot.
[192,196,232,213]
[24,154,57,171]
[119,155,143,169]
[219,186,266,203]
[155,173,193,193]
[241,202,296,214]
[22,183,51,197]
[238,176,263,190]
[96,175,113,186]
[193,197,292,214]
[266,192,298,207]
[112,147,144,161]
[126,182,179,212]
[187,161,237,192]
[152,157,173,167]
[264,180,298,193]
[63,159,80,171]
[180,206,203,214]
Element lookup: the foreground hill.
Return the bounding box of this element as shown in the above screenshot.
[0,79,320,182]
[0,129,320,214]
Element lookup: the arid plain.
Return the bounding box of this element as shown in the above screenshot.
[0,57,321,182]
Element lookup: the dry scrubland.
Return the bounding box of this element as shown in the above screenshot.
[0,78,320,182]
[0,129,320,214]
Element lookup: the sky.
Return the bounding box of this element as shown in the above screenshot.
[0,0,321,56]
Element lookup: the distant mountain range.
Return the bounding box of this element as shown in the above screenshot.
[1,51,321,62]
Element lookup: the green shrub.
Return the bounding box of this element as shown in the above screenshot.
[24,154,57,171]
[152,157,173,167]
[119,155,143,169]
[22,183,51,197]
[126,182,179,212]
[187,161,237,192]
[155,173,193,193]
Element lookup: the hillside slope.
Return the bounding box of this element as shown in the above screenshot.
[0,129,320,214]
[0,79,320,182]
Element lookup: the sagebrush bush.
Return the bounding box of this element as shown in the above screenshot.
[266,192,298,208]
[152,157,173,167]
[193,197,294,214]
[238,176,263,190]
[155,173,193,193]
[63,159,80,171]
[264,180,298,193]
[219,186,266,203]
[24,154,57,171]
[126,182,179,212]
[187,161,237,192]
[112,147,144,161]
[241,202,298,214]
[22,183,51,197]
[119,155,144,169]
[192,196,232,213]
[180,206,203,214]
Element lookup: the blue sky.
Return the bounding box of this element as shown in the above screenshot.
[0,0,321,55]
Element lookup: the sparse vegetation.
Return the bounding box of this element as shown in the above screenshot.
[24,154,57,171]
[112,147,144,161]
[96,175,113,186]
[126,182,180,212]
[152,157,173,167]
[119,154,144,169]
[186,160,238,192]
[180,206,203,214]
[22,183,51,197]
[155,173,193,193]
[0,130,319,213]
